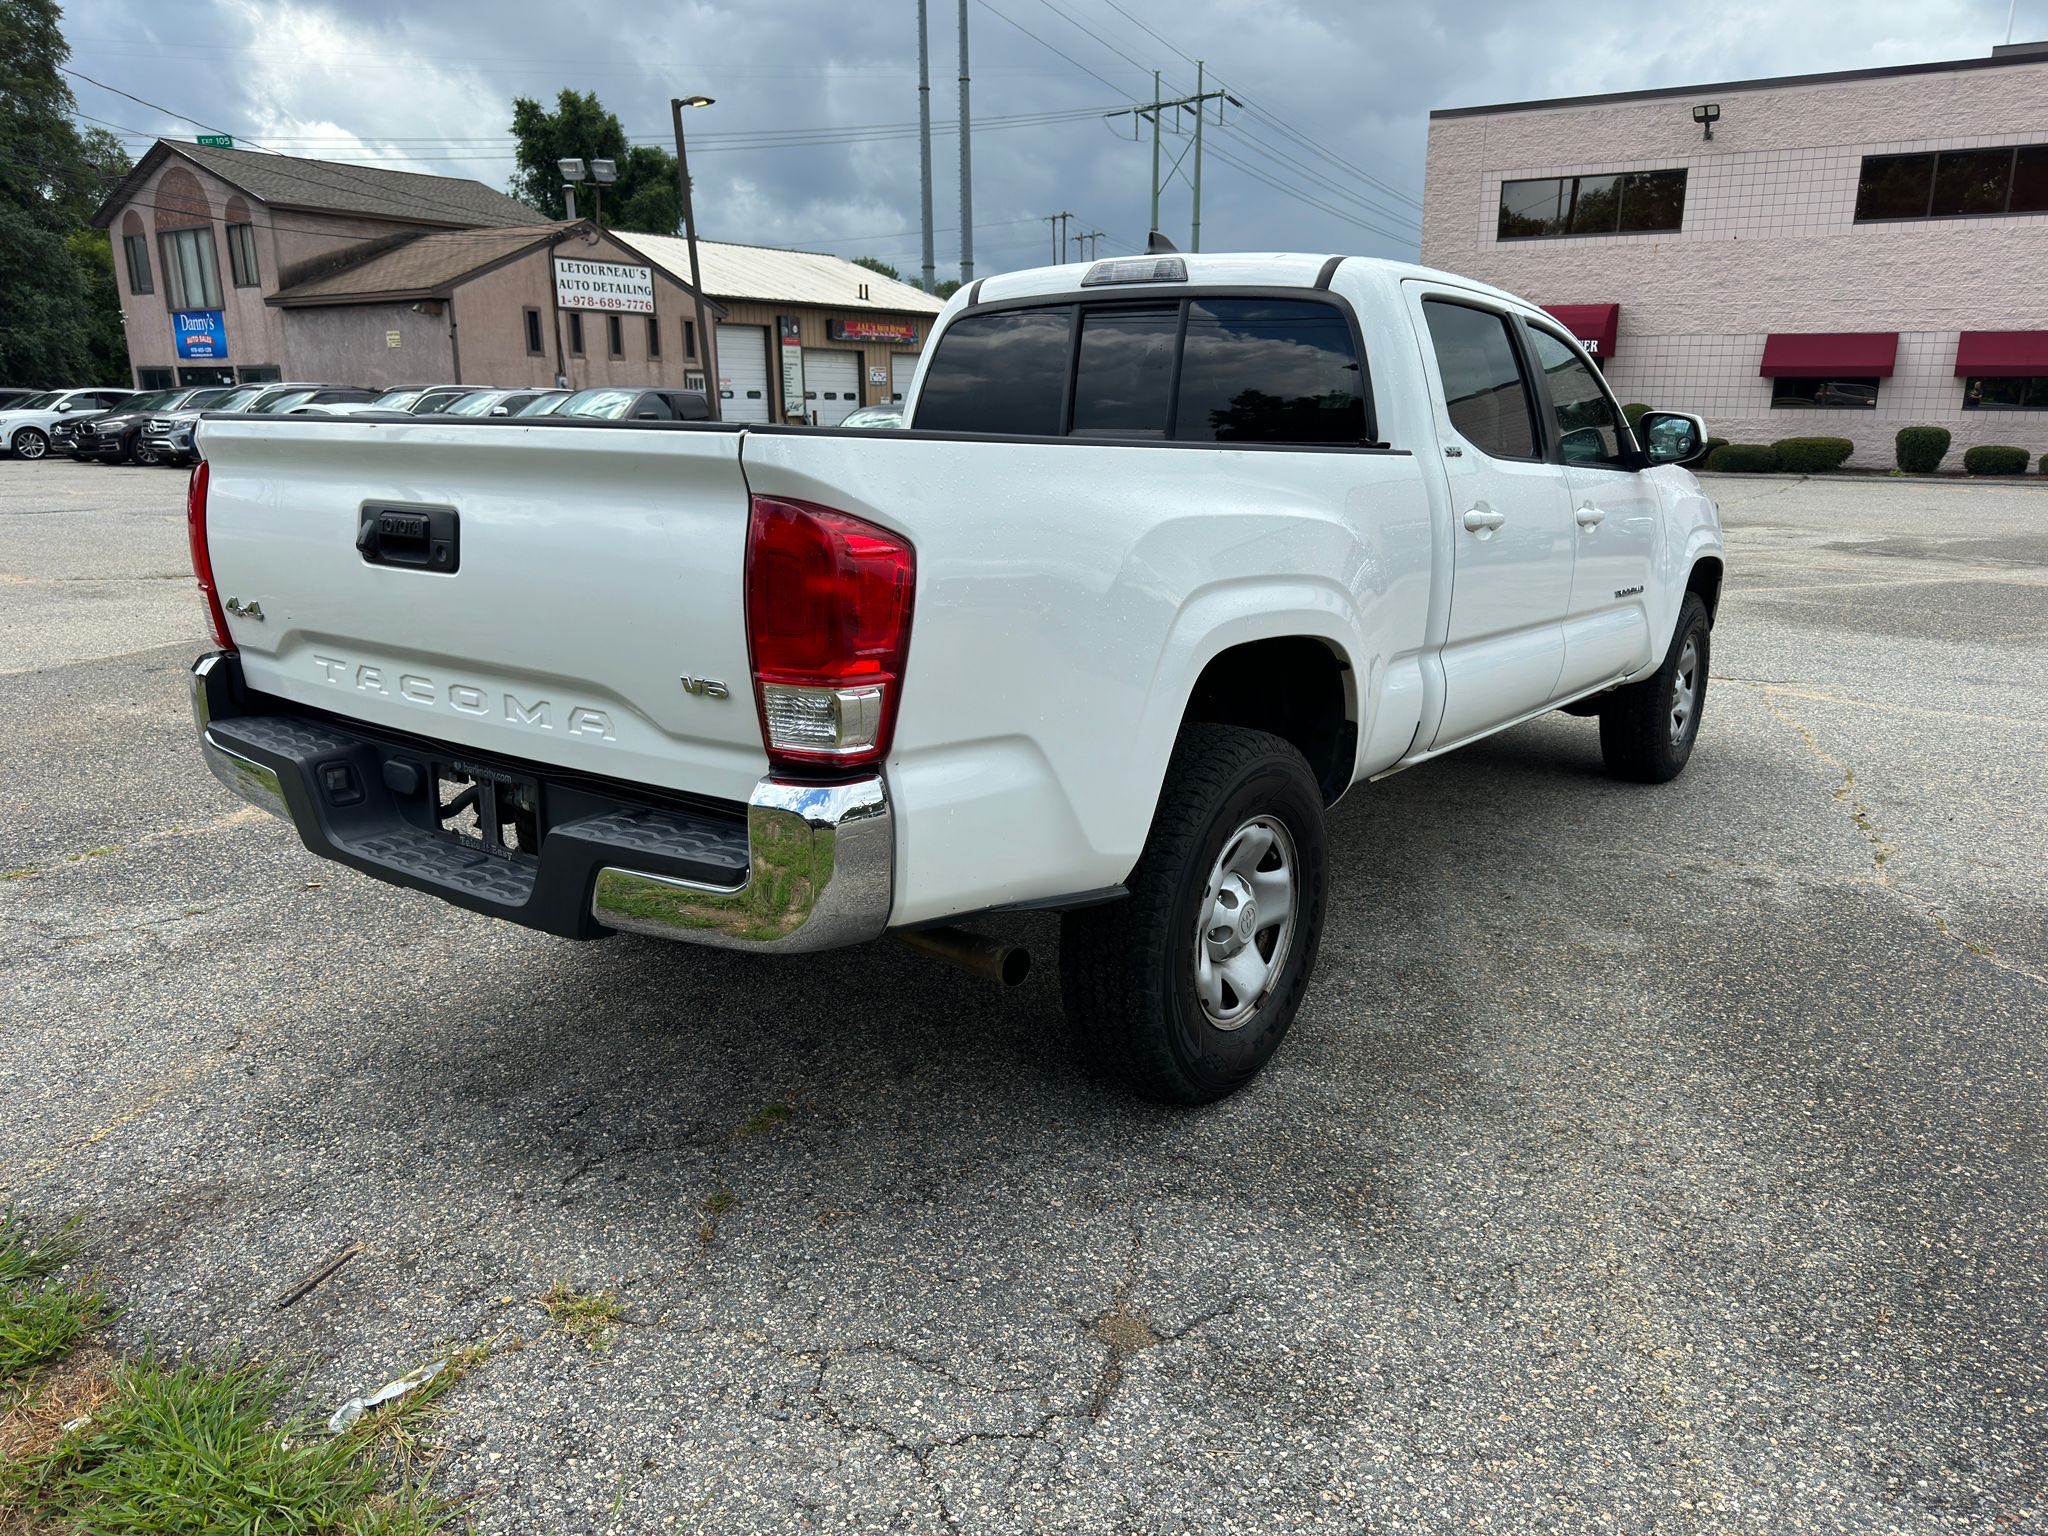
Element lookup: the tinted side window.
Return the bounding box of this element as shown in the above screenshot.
[915,306,1072,434]
[1173,299,1366,445]
[1422,300,1537,460]
[1071,306,1176,437]
[1525,326,1629,468]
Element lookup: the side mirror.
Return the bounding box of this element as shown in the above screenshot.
[1638,410,1708,467]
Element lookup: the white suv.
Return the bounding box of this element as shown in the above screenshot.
[0,389,135,459]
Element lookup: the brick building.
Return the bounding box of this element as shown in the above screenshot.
[1421,41,2048,465]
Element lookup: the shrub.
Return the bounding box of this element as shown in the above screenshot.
[2039,452,2048,476]
[1703,437,1730,458]
[1963,444,2030,476]
[1894,425,1951,473]
[1622,402,1650,427]
[1704,443,1781,473]
[1769,436,1855,473]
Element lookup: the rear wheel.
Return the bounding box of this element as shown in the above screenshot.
[1059,723,1329,1105]
[1599,593,1710,783]
[12,428,48,461]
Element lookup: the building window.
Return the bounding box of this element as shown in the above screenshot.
[1771,376,1880,409]
[135,367,173,390]
[608,313,624,358]
[226,222,260,287]
[568,312,584,355]
[157,227,222,311]
[1962,376,2048,409]
[1498,169,1686,239]
[123,233,152,295]
[684,319,696,358]
[236,365,281,383]
[1856,145,2048,221]
[523,307,544,356]
[647,316,661,358]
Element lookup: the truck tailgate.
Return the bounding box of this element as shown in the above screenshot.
[198,418,767,805]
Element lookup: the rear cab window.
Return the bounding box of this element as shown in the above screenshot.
[1420,299,1539,460]
[913,292,1373,446]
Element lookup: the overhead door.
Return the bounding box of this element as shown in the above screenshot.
[805,349,861,426]
[890,351,921,404]
[715,324,770,423]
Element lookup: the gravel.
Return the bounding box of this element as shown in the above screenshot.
[2,457,2043,1533]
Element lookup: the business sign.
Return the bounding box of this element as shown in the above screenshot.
[553,258,655,314]
[777,316,805,421]
[869,366,887,385]
[828,317,919,344]
[195,134,234,148]
[173,310,227,360]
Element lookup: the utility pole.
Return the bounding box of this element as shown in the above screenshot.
[1107,70,1241,250]
[1043,211,1074,262]
[671,95,718,419]
[1190,61,1204,253]
[917,0,935,292]
[1076,230,1105,260]
[957,0,973,282]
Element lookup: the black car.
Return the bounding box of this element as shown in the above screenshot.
[548,386,712,422]
[88,387,231,464]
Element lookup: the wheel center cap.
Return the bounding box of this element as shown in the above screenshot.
[1236,903,1257,942]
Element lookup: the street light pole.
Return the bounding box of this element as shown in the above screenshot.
[671,95,717,420]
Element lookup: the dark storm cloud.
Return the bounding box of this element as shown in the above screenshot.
[63,0,2005,276]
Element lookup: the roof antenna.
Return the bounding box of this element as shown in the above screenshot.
[1146,229,1180,254]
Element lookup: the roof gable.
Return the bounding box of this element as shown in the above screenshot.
[610,232,946,314]
[94,140,549,231]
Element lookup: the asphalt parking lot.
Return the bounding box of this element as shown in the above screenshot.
[2,456,2043,1533]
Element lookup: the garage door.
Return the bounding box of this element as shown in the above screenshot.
[715,324,770,423]
[804,349,861,426]
[891,351,921,404]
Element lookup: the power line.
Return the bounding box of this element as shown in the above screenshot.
[971,0,1134,97]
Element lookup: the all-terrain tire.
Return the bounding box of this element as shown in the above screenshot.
[1059,723,1329,1105]
[1599,593,1710,783]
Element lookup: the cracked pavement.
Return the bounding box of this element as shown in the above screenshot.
[2,460,2045,1532]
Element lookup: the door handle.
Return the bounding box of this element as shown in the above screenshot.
[1575,504,1606,528]
[1462,508,1506,532]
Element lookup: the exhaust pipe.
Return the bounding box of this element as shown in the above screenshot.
[895,926,1031,988]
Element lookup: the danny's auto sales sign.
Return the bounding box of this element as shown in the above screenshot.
[553,258,655,314]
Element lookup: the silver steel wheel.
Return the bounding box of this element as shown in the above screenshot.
[1193,815,1298,1031]
[14,430,46,461]
[1669,632,1700,745]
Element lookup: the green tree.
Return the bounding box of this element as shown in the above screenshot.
[508,89,681,233]
[0,0,131,385]
[849,255,900,281]
[931,278,963,299]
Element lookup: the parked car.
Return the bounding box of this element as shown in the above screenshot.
[0,388,134,460]
[184,252,1722,1104]
[442,388,562,417]
[0,388,38,412]
[143,382,324,466]
[51,398,134,461]
[840,404,905,430]
[90,387,233,464]
[316,384,483,417]
[272,387,381,415]
[139,382,280,466]
[549,386,711,421]
[510,391,570,417]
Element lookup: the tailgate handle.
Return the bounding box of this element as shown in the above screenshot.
[358,503,459,573]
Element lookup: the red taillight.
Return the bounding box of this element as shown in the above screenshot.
[745,494,914,771]
[186,459,234,652]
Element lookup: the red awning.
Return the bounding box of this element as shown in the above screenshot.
[1953,331,2048,378]
[1759,332,1898,378]
[1542,303,1619,359]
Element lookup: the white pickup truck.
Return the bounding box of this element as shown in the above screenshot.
[187,253,1723,1103]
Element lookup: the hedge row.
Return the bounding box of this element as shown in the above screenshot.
[1963,444,2032,476]
[1699,427,2047,475]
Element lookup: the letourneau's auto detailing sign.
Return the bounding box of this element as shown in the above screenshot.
[828,317,919,344]
[553,259,655,314]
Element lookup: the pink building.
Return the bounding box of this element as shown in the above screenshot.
[1422,42,2048,466]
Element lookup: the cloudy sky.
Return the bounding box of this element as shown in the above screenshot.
[62,0,2038,276]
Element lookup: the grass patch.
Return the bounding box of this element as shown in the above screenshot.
[0,1210,109,1379]
[734,1103,791,1139]
[537,1284,623,1350]
[0,869,34,882]
[0,1209,484,1535]
[1,1353,462,1534]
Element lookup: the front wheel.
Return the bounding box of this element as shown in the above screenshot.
[1599,593,1710,783]
[12,428,48,461]
[1059,723,1329,1105]
[130,440,158,466]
